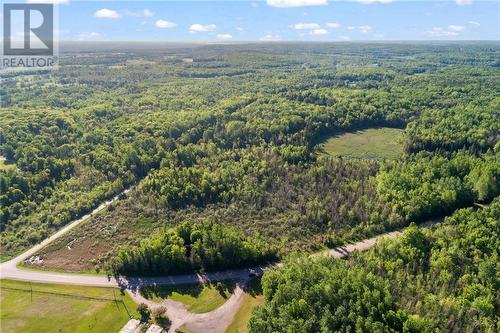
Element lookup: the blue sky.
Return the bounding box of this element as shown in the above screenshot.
[6,0,500,41]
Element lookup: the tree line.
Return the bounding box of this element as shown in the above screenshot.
[110,221,275,275]
[249,201,499,333]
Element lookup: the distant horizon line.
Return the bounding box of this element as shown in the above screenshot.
[56,39,499,43]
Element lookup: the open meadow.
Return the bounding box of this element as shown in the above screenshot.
[0,280,138,333]
[318,127,404,159]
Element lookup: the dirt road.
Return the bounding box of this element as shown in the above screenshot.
[0,225,425,288]
[0,186,443,333]
[128,285,247,333]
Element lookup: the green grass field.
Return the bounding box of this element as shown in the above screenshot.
[225,293,264,333]
[0,279,138,333]
[141,281,235,313]
[318,127,404,160]
[0,156,16,171]
[225,278,263,333]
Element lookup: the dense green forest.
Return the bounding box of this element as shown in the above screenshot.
[1,43,499,269]
[1,42,499,331]
[249,200,499,333]
[110,221,275,276]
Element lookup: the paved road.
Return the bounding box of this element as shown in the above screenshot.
[0,221,440,288]
[125,224,441,333]
[0,188,443,333]
[0,187,134,287]
[0,173,445,289]
[0,184,266,288]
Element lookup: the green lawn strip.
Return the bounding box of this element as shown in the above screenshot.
[319,127,404,160]
[0,279,138,333]
[140,281,235,313]
[225,293,264,333]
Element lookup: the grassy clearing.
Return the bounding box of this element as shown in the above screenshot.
[0,279,138,333]
[225,278,263,333]
[318,127,404,160]
[0,156,16,171]
[141,281,236,313]
[225,293,264,333]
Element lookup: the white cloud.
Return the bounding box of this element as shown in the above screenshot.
[216,34,233,40]
[311,28,328,35]
[123,9,155,17]
[77,32,102,41]
[251,2,259,7]
[260,34,281,41]
[358,25,373,34]
[447,25,465,32]
[189,24,217,33]
[143,9,155,17]
[455,0,472,5]
[27,0,69,4]
[427,27,459,37]
[468,21,480,27]
[347,26,356,30]
[266,0,327,8]
[339,35,350,40]
[327,22,341,28]
[291,23,321,30]
[94,9,121,19]
[351,0,393,3]
[155,20,177,29]
[236,27,244,32]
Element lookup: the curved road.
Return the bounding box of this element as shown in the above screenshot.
[0,186,267,288]
[0,187,444,333]
[0,220,439,288]
[0,187,133,287]
[130,284,248,333]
